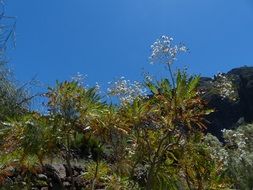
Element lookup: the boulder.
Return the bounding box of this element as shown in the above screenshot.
[52,164,66,179]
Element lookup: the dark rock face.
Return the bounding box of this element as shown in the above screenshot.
[228,67,253,123]
[200,66,253,139]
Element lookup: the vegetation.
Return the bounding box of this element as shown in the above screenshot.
[0,20,252,189]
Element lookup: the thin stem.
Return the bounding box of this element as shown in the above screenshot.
[92,160,99,190]
[167,63,175,89]
[66,134,74,190]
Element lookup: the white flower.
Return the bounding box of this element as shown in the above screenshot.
[107,77,148,105]
[149,35,187,65]
[212,73,238,101]
[95,82,100,91]
[71,72,87,86]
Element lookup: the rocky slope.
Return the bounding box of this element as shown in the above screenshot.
[200,66,253,139]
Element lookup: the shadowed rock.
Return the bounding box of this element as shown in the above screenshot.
[199,66,253,139]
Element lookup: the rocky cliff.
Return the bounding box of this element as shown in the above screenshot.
[199,66,253,139]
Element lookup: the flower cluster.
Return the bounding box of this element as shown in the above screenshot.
[221,124,253,188]
[204,124,253,171]
[222,128,248,162]
[71,72,87,86]
[204,134,228,166]
[213,73,238,101]
[107,77,147,105]
[149,35,187,65]
[133,164,149,180]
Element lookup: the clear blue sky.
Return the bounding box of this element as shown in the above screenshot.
[6,0,253,89]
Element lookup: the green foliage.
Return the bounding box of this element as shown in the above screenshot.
[83,161,110,186]
[0,67,240,189]
[0,65,29,121]
[0,32,250,189]
[179,132,231,189]
[106,70,216,190]
[47,80,102,120]
[46,80,104,149]
[83,160,139,190]
[0,70,244,189]
[0,113,56,171]
[45,80,105,188]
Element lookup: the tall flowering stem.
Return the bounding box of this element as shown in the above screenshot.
[149,35,187,88]
[167,63,175,89]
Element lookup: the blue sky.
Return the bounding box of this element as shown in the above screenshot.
[6,0,253,90]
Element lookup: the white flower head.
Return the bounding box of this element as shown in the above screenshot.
[107,77,148,105]
[95,82,100,91]
[150,35,188,65]
[71,72,87,86]
[213,73,238,101]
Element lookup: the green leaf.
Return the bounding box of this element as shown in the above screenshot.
[146,82,159,94]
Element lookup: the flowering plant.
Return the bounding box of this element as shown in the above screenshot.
[150,35,187,65]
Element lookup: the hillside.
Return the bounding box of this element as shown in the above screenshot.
[200,66,253,139]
